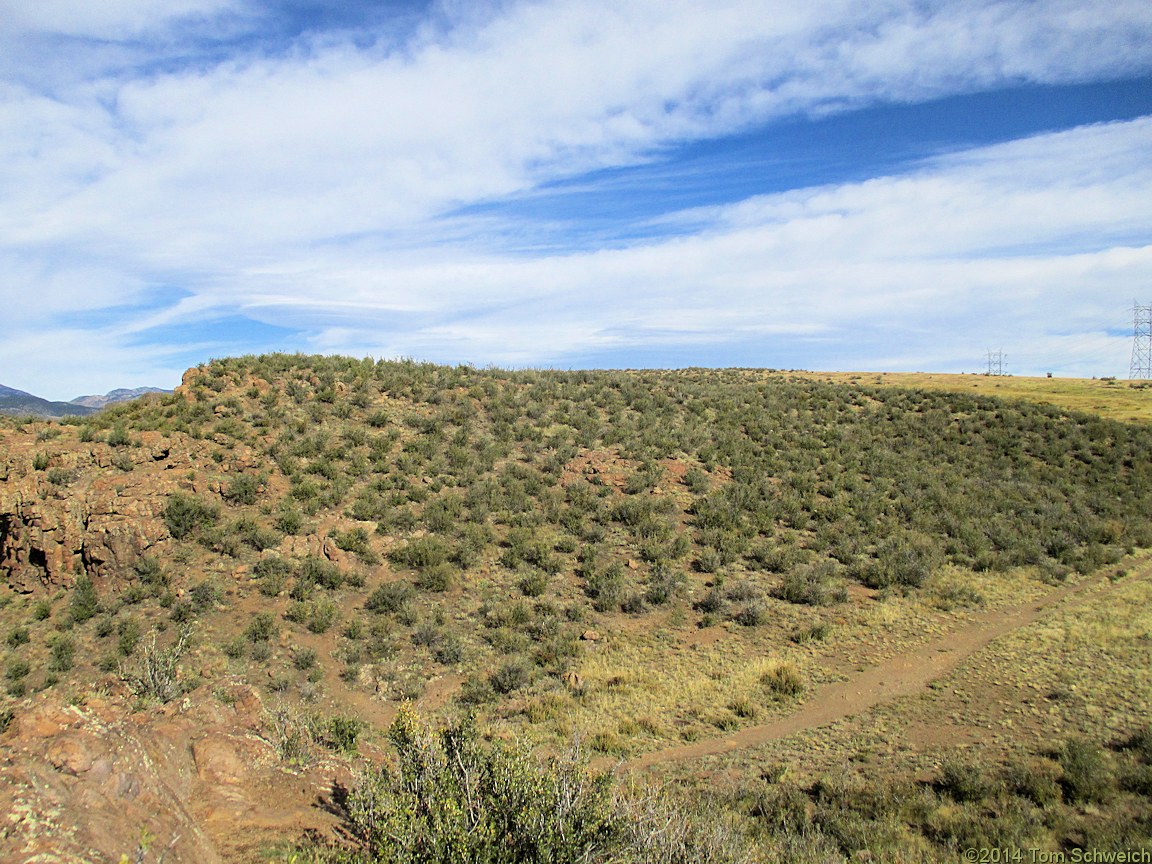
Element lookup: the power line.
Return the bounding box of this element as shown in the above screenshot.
[985,349,1007,376]
[1130,301,1152,380]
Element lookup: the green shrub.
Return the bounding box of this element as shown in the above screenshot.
[275,508,304,534]
[490,658,533,694]
[746,542,797,573]
[938,757,995,803]
[117,617,142,657]
[1125,725,1152,763]
[1059,737,1113,803]
[621,593,646,614]
[683,466,711,494]
[859,532,940,589]
[415,563,454,593]
[245,612,278,643]
[323,708,620,862]
[365,581,414,615]
[1003,757,1062,807]
[790,623,830,644]
[325,716,365,753]
[293,647,318,670]
[752,781,812,834]
[266,703,316,766]
[189,580,220,609]
[315,709,746,864]
[306,599,339,634]
[254,557,292,597]
[695,547,723,574]
[223,473,263,505]
[49,634,75,672]
[164,493,219,540]
[776,561,846,606]
[732,601,767,627]
[68,576,100,623]
[233,516,280,551]
[693,587,726,615]
[585,562,624,613]
[333,526,377,559]
[120,630,192,703]
[433,633,465,665]
[389,536,449,570]
[411,622,441,648]
[643,563,684,605]
[298,555,344,590]
[457,675,496,705]
[134,556,169,590]
[518,570,549,598]
[106,424,131,447]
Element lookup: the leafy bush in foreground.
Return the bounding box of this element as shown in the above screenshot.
[310,707,748,864]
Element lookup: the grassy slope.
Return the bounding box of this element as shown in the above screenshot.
[786,370,1152,424]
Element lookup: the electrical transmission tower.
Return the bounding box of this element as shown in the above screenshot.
[1130,301,1152,380]
[986,350,1007,377]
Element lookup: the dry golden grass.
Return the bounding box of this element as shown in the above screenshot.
[772,371,1152,424]
[504,562,1059,758]
[511,626,815,752]
[642,554,1152,791]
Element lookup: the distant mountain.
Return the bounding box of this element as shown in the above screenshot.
[0,384,169,419]
[0,384,96,419]
[69,387,169,409]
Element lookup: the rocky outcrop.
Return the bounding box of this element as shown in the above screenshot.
[0,455,171,592]
[0,693,220,863]
[0,683,347,863]
[0,432,196,592]
[1,418,277,594]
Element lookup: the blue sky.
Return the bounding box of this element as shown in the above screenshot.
[1,0,1151,399]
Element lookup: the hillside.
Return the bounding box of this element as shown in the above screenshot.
[1,354,1150,862]
[782,370,1152,424]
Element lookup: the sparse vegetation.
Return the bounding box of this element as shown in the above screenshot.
[119,630,192,702]
[3,355,1152,862]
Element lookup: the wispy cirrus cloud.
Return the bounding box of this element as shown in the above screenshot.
[1,0,1151,396]
[221,117,1152,373]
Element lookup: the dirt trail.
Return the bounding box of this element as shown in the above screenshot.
[627,566,1138,771]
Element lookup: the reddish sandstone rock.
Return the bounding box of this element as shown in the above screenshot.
[0,684,344,863]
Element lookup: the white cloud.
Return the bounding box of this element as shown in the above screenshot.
[8,0,1152,254]
[0,0,243,40]
[3,1,1152,395]
[224,117,1152,374]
